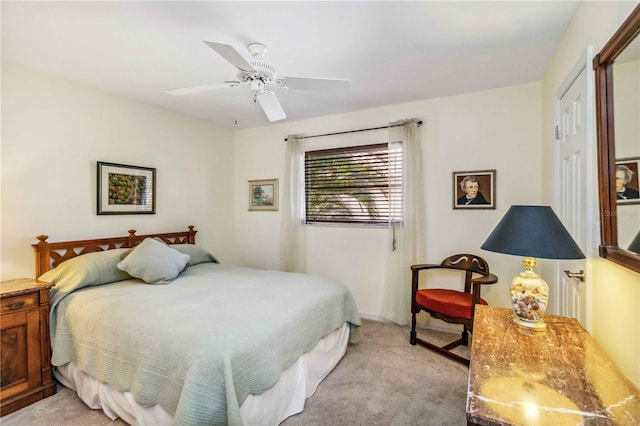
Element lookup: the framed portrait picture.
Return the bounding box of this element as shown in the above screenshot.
[97,162,156,215]
[453,170,496,210]
[249,179,279,211]
[615,157,640,205]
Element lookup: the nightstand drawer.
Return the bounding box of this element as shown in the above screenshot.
[0,294,39,314]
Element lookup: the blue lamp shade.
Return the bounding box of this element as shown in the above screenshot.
[481,206,585,260]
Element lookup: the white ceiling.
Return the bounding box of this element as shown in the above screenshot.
[2,1,579,130]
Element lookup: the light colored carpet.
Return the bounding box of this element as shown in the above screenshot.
[1,319,469,425]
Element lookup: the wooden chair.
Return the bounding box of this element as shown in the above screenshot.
[410,253,498,365]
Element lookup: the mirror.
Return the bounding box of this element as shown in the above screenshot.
[594,4,640,273]
[613,23,640,253]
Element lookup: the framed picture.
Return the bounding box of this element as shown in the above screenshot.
[453,170,496,209]
[249,179,279,211]
[97,162,156,215]
[616,157,640,204]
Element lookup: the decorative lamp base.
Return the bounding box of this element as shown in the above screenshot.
[512,315,547,331]
[510,257,549,331]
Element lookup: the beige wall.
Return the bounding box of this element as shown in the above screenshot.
[1,61,237,279]
[541,0,640,385]
[234,82,542,320]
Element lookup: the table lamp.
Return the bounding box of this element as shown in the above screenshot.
[481,205,585,331]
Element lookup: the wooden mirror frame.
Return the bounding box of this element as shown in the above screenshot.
[593,4,640,274]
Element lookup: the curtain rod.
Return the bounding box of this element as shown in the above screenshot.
[284,120,422,142]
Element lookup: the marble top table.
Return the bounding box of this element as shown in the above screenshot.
[466,305,640,425]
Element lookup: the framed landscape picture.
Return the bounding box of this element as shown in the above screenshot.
[615,157,640,205]
[97,162,156,215]
[249,179,279,211]
[452,169,496,210]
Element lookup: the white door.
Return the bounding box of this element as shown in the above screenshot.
[554,48,592,329]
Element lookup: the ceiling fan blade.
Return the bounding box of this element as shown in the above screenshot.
[165,82,235,96]
[257,91,286,122]
[203,41,257,73]
[280,76,350,92]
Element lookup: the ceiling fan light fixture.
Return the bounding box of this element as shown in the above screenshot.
[250,79,265,93]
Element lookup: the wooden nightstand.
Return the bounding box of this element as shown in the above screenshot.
[0,278,56,416]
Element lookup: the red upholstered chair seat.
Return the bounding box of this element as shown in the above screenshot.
[415,289,488,320]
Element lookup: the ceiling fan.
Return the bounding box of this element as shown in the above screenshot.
[166,41,351,122]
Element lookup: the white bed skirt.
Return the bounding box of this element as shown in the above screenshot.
[54,322,350,426]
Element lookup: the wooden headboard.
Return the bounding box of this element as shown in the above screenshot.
[32,226,197,277]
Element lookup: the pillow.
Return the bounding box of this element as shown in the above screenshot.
[117,237,190,284]
[171,244,219,266]
[39,248,133,301]
[119,242,218,265]
[119,237,167,260]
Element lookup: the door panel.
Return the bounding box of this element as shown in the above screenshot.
[556,63,589,326]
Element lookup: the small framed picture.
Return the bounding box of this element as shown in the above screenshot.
[249,179,279,211]
[97,162,156,215]
[615,157,640,205]
[453,170,496,209]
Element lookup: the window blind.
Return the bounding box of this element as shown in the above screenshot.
[304,143,402,225]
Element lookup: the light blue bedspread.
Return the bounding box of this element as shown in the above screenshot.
[50,263,361,425]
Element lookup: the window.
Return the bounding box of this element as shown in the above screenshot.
[304,143,402,225]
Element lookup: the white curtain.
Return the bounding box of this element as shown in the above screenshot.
[280,134,307,272]
[381,119,426,325]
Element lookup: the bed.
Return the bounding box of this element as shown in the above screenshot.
[32,226,361,425]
